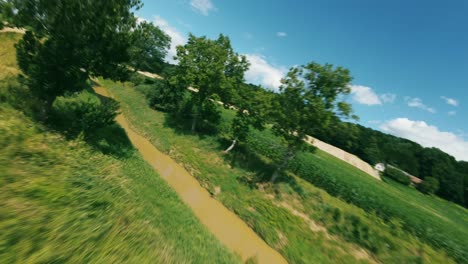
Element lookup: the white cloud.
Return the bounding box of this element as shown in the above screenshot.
[136,16,147,24]
[380,118,468,161]
[448,111,456,116]
[190,0,215,16]
[350,85,382,105]
[380,93,397,103]
[441,96,459,107]
[368,120,382,125]
[153,16,187,64]
[405,97,436,113]
[244,54,287,90]
[276,32,287,37]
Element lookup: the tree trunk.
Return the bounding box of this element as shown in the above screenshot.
[270,148,295,183]
[224,139,237,153]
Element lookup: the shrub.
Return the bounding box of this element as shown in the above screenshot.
[417,177,439,194]
[136,80,182,112]
[50,90,119,137]
[128,72,147,85]
[384,167,411,185]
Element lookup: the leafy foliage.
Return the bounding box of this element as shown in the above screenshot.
[136,79,186,112]
[129,20,171,73]
[417,177,440,194]
[172,34,249,132]
[7,0,141,108]
[50,90,119,138]
[384,167,411,185]
[270,63,354,181]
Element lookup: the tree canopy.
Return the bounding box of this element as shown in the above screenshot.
[129,20,171,73]
[6,0,142,108]
[270,62,354,181]
[172,34,249,132]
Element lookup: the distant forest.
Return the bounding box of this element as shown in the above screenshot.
[314,121,467,207]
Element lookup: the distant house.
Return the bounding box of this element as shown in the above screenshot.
[374,163,386,172]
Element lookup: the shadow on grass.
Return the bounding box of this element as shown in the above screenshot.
[86,123,135,159]
[163,112,220,141]
[221,144,305,195]
[90,89,135,159]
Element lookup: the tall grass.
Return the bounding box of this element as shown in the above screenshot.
[0,104,240,263]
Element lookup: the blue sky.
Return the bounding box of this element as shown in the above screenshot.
[137,0,468,161]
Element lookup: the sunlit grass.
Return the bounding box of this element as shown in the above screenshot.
[0,32,21,79]
[0,105,240,263]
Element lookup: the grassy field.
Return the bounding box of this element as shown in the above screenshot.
[289,148,468,262]
[102,78,462,264]
[0,32,240,264]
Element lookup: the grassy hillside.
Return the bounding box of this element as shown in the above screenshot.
[0,32,239,264]
[0,32,21,78]
[289,148,468,261]
[102,78,462,264]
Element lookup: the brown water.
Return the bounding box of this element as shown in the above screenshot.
[94,86,288,264]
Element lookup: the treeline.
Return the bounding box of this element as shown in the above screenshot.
[314,121,467,206]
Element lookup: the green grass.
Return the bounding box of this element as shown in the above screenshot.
[0,32,239,264]
[102,79,460,264]
[290,149,468,262]
[0,32,21,79]
[0,104,240,264]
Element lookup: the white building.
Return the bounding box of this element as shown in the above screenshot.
[374,163,386,172]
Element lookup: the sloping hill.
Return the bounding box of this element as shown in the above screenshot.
[103,78,465,263]
[0,31,240,264]
[93,85,287,263]
[305,136,381,180]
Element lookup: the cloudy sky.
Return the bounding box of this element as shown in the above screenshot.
[138,0,468,161]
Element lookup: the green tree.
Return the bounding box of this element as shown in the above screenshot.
[224,85,275,153]
[7,0,141,110]
[384,167,411,186]
[417,177,439,194]
[271,62,355,182]
[129,20,171,73]
[172,34,249,132]
[0,1,14,29]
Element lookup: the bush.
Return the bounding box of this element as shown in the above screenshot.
[417,177,439,194]
[135,80,181,112]
[50,90,119,137]
[128,72,147,85]
[384,167,411,185]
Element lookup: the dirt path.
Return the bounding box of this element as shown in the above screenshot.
[94,86,288,264]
